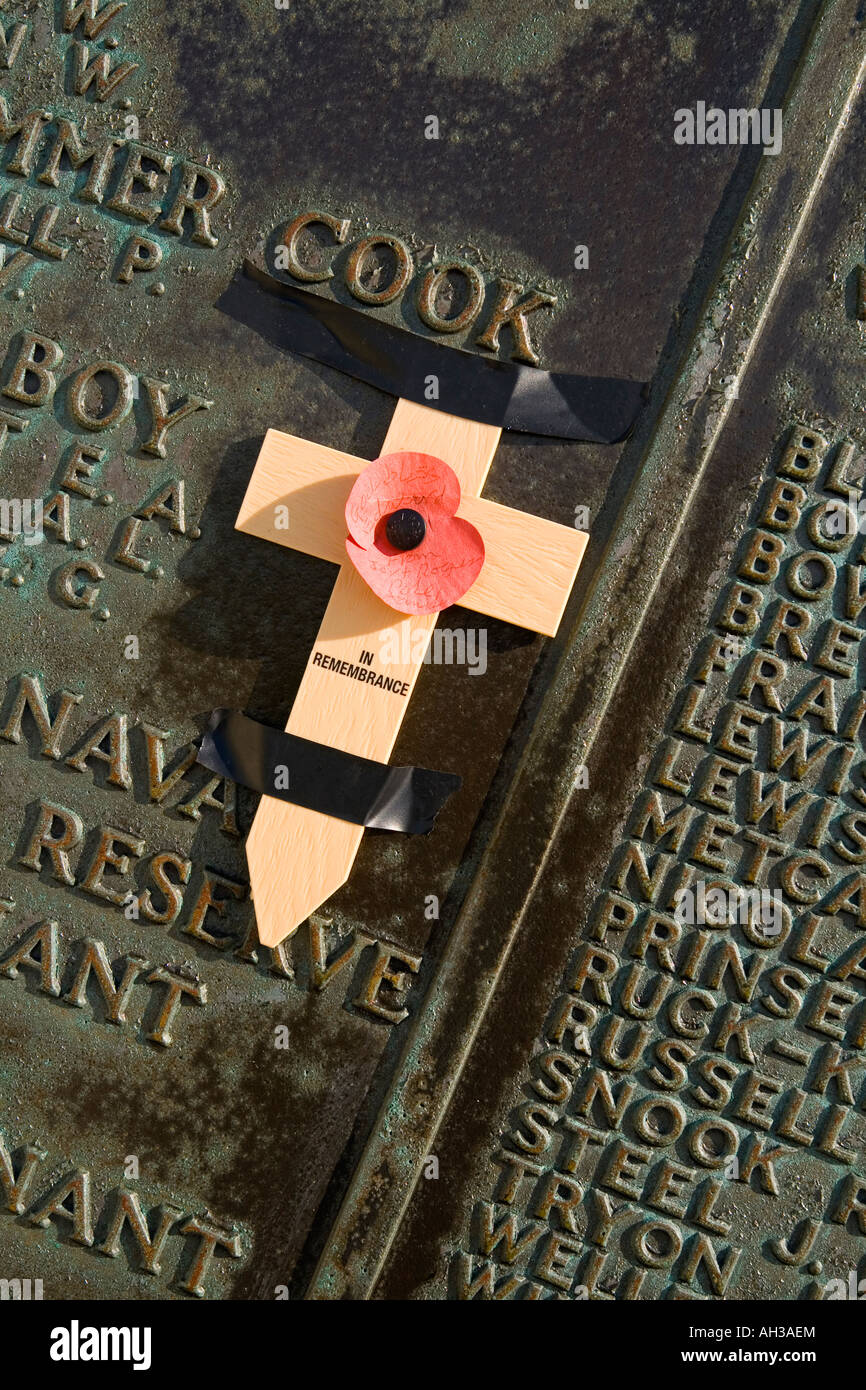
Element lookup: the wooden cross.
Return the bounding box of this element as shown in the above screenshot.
[236,399,588,947]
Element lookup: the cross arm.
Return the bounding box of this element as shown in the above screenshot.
[458,497,587,637]
[237,427,588,637]
[235,427,358,566]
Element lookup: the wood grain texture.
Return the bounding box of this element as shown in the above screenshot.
[243,401,501,947]
[235,428,357,567]
[457,497,587,636]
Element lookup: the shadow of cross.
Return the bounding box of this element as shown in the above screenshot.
[236,398,588,948]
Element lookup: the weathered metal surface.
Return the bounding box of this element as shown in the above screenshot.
[0,0,849,1302]
[322,0,866,1302]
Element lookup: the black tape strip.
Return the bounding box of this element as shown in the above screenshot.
[198,709,461,834]
[216,262,645,443]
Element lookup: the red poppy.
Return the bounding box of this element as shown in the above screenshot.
[345,451,485,615]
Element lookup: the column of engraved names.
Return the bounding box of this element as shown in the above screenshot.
[451,423,866,1301]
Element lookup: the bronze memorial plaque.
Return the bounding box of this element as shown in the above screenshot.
[0,0,864,1355]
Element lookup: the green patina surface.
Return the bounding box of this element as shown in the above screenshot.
[2,0,857,1301]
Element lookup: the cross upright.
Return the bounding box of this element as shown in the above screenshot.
[236,398,588,948]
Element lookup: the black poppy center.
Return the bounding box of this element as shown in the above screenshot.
[385,508,426,551]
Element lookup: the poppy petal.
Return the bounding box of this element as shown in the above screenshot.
[345,452,484,614]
